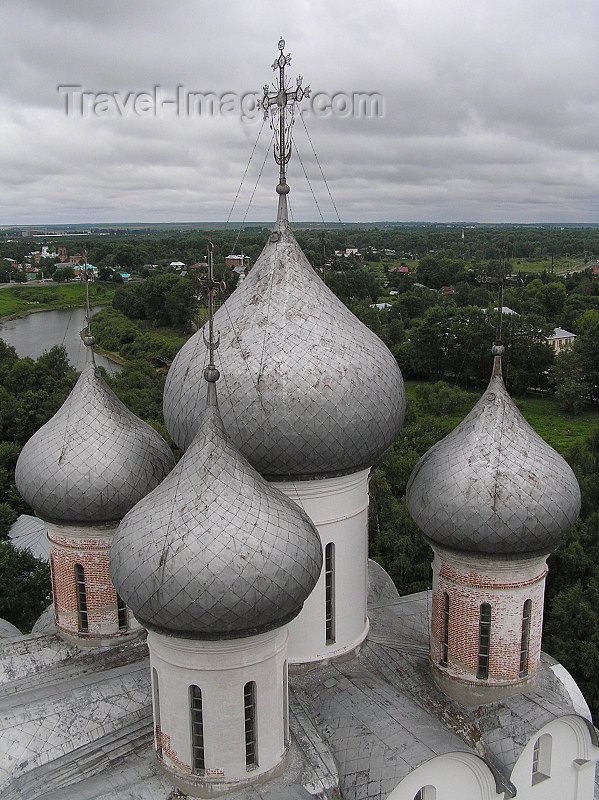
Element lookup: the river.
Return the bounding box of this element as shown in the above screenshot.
[0,307,121,374]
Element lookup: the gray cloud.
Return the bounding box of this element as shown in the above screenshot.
[1,0,598,224]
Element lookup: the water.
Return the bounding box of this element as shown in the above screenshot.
[0,306,121,374]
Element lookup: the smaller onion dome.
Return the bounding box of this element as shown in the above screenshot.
[15,342,175,523]
[110,369,323,639]
[406,351,581,555]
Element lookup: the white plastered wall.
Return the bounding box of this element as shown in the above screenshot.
[148,627,288,795]
[510,715,599,800]
[384,751,504,800]
[272,468,370,665]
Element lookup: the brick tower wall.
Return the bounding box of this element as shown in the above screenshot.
[46,520,138,643]
[429,545,548,704]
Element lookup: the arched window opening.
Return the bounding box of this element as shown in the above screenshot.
[152,668,162,757]
[477,602,491,680]
[190,685,205,775]
[414,786,436,800]
[116,594,128,630]
[325,543,335,644]
[519,599,532,677]
[50,554,59,623]
[440,592,449,667]
[283,660,289,747]
[532,733,552,784]
[74,563,88,633]
[244,681,258,770]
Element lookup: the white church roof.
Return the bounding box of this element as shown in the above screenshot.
[0,562,595,800]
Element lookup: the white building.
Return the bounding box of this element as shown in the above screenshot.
[548,327,577,352]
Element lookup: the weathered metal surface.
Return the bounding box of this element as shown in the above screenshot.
[15,343,174,523]
[111,380,322,637]
[406,356,581,555]
[163,213,406,479]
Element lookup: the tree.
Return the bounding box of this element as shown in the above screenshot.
[52,266,75,282]
[415,251,467,289]
[325,270,382,303]
[0,541,51,632]
[550,349,589,414]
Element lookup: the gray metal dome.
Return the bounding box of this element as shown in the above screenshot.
[15,345,175,523]
[406,355,581,555]
[110,379,323,638]
[163,202,405,479]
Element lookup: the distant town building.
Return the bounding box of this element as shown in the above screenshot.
[548,327,577,352]
[225,254,250,271]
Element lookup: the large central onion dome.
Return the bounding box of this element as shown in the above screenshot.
[163,202,405,479]
[111,367,323,638]
[15,338,175,523]
[406,349,581,555]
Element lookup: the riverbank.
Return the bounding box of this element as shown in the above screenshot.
[0,283,116,320]
[0,305,121,374]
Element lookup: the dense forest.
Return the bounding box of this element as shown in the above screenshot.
[1,223,599,718]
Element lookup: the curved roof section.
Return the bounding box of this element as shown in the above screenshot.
[15,345,175,523]
[163,205,405,480]
[406,355,581,555]
[0,618,22,639]
[111,379,323,638]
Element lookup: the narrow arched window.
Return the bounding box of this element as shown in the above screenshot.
[74,563,88,632]
[244,681,258,769]
[190,685,205,774]
[440,592,449,667]
[153,668,162,757]
[532,733,552,784]
[414,787,436,800]
[325,543,335,644]
[519,599,532,677]
[50,553,58,613]
[116,594,128,630]
[283,660,289,747]
[477,602,491,680]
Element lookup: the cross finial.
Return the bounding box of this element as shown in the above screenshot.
[262,38,310,195]
[81,247,95,350]
[202,242,221,383]
[476,244,523,353]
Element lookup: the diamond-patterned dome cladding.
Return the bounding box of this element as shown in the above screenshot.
[110,397,323,638]
[406,362,581,555]
[15,359,175,523]
[163,221,406,478]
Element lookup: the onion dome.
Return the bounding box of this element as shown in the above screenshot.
[15,338,175,523]
[163,197,405,480]
[406,348,581,555]
[110,364,323,638]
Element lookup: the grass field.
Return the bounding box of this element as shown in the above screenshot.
[405,381,599,457]
[0,283,115,318]
[511,256,584,275]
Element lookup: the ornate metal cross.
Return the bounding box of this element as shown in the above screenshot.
[476,254,523,344]
[202,242,221,367]
[262,38,310,188]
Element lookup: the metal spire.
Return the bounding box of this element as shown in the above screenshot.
[262,38,310,204]
[81,247,95,355]
[476,246,522,374]
[202,242,220,385]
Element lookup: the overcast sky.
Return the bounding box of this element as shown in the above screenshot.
[2,0,599,224]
